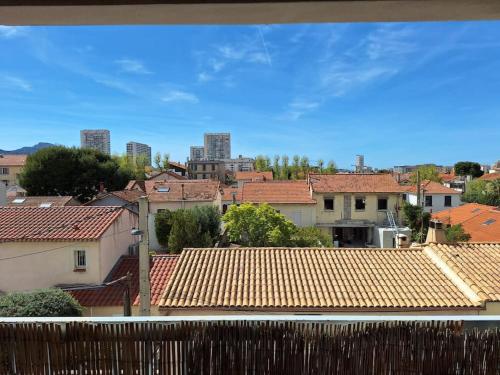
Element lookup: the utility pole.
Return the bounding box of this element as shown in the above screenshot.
[123,272,132,316]
[416,170,421,207]
[138,196,151,316]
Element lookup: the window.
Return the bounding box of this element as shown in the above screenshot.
[425,196,433,207]
[222,204,228,214]
[402,193,407,201]
[74,250,86,270]
[0,167,8,175]
[377,197,388,210]
[157,209,166,213]
[202,164,206,171]
[211,164,216,171]
[355,196,366,210]
[324,198,334,210]
[444,195,452,207]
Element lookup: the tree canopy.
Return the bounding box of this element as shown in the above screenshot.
[462,179,500,206]
[409,165,442,184]
[19,146,134,202]
[402,202,431,242]
[0,289,82,317]
[254,154,336,180]
[454,161,483,178]
[222,203,332,247]
[445,224,471,243]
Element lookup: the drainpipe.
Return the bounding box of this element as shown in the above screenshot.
[138,196,151,316]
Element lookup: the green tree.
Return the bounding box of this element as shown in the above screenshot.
[445,224,471,243]
[161,153,170,170]
[153,151,162,169]
[326,160,337,174]
[291,227,333,247]
[402,202,431,242]
[317,159,324,173]
[291,155,300,179]
[192,206,221,243]
[410,165,442,183]
[299,156,310,178]
[273,155,281,179]
[0,289,82,317]
[462,179,500,206]
[454,161,483,178]
[115,154,146,181]
[155,210,173,248]
[255,155,271,171]
[222,203,296,247]
[280,155,290,180]
[19,146,133,203]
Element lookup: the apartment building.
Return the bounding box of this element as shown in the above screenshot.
[189,146,205,161]
[204,133,231,160]
[221,155,254,173]
[309,173,410,248]
[0,154,27,187]
[126,141,152,166]
[80,129,111,155]
[187,159,226,181]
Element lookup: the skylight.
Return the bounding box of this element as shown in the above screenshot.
[471,208,481,213]
[12,198,25,204]
[482,219,496,226]
[157,187,170,193]
[39,202,53,208]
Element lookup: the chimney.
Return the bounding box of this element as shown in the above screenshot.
[181,184,185,200]
[231,191,237,204]
[0,181,6,206]
[99,181,105,193]
[425,219,447,244]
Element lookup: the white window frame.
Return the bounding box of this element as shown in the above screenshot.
[74,250,87,270]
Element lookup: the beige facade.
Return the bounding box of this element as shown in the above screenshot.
[0,155,26,187]
[265,203,316,227]
[0,210,138,292]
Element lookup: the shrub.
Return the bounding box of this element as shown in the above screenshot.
[291,227,333,247]
[154,210,173,248]
[445,224,471,243]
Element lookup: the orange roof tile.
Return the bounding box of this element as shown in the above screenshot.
[69,255,179,307]
[235,171,273,181]
[310,173,404,193]
[402,180,461,194]
[125,180,146,192]
[159,247,479,311]
[240,181,315,204]
[146,180,220,202]
[0,206,125,242]
[148,170,187,181]
[479,173,500,181]
[433,203,500,242]
[426,243,500,301]
[7,196,77,207]
[0,154,27,166]
[439,173,456,182]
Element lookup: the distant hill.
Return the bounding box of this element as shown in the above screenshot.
[0,142,55,155]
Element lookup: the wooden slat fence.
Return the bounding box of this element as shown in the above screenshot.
[0,320,498,374]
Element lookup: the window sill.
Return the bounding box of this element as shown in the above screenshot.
[73,268,87,273]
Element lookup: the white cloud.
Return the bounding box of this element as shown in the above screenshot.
[93,77,135,94]
[198,72,213,83]
[162,90,199,103]
[208,58,225,73]
[280,99,321,121]
[0,75,32,92]
[0,26,27,39]
[115,58,152,74]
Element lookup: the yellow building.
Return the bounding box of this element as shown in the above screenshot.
[308,173,408,247]
[0,154,27,187]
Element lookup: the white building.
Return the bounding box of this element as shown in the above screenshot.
[190,146,205,161]
[221,155,254,172]
[402,180,461,213]
[126,141,152,166]
[80,129,111,155]
[204,133,231,160]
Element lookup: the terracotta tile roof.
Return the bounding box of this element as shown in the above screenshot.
[109,190,144,203]
[146,180,220,202]
[310,173,405,193]
[125,180,146,192]
[0,154,27,166]
[69,255,179,307]
[432,203,500,242]
[240,181,315,204]
[168,161,187,171]
[7,196,77,207]
[159,247,478,311]
[402,180,461,194]
[148,171,187,181]
[235,171,273,182]
[439,173,456,182]
[221,186,239,202]
[0,206,124,242]
[426,243,500,302]
[479,173,500,181]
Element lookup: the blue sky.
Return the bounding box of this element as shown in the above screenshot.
[0,22,499,169]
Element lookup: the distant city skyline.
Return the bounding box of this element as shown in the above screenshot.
[1,22,500,168]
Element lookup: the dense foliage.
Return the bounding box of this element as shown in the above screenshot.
[19,146,134,202]
[255,154,336,180]
[154,206,221,253]
[409,165,442,184]
[401,202,431,242]
[445,224,471,243]
[454,161,483,178]
[462,179,500,206]
[0,289,83,317]
[223,203,333,247]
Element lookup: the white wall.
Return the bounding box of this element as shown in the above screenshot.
[406,193,461,213]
